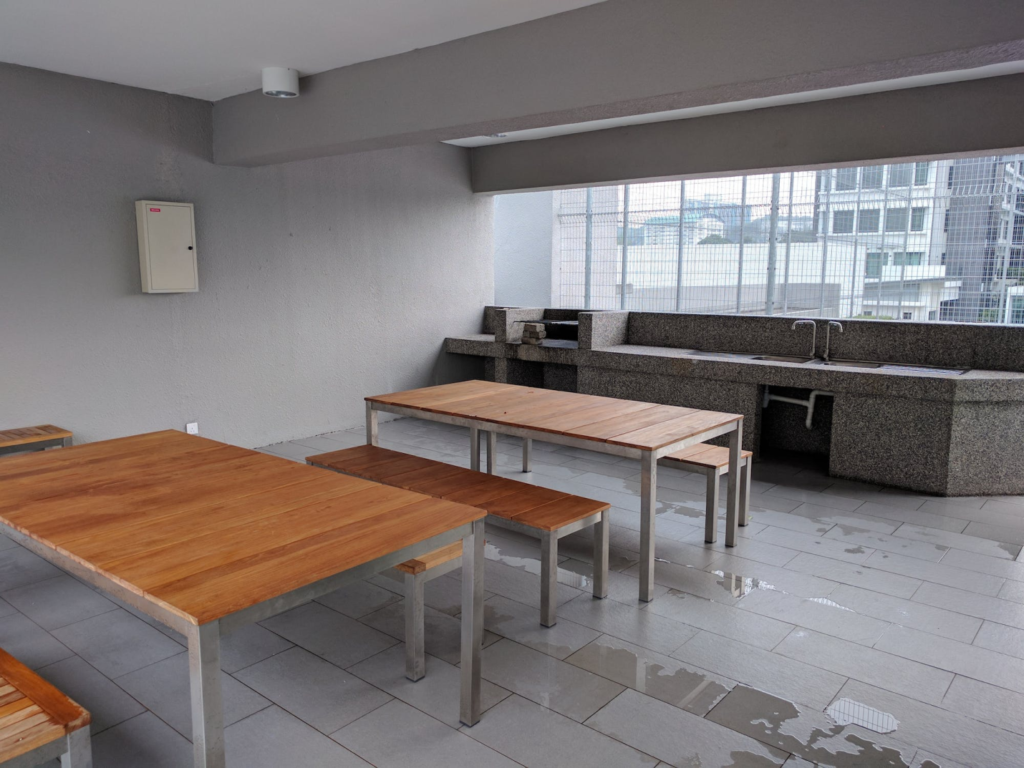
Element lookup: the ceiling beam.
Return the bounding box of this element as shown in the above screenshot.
[213,0,1024,167]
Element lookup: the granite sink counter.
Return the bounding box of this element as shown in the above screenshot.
[444,308,1024,496]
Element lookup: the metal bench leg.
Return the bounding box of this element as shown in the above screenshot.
[639,451,657,602]
[739,458,751,527]
[469,427,480,471]
[486,431,497,475]
[405,572,426,682]
[61,726,92,767]
[522,438,532,473]
[706,469,720,544]
[365,402,378,446]
[188,620,225,768]
[61,436,73,448]
[540,532,558,627]
[592,510,609,599]
[725,423,743,547]
[460,519,485,727]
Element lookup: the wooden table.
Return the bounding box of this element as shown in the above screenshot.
[0,431,486,768]
[365,380,743,602]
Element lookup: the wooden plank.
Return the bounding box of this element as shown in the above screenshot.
[395,541,462,575]
[472,485,568,520]
[607,410,742,450]
[512,495,610,532]
[0,648,89,731]
[0,425,72,450]
[664,443,752,469]
[570,404,697,441]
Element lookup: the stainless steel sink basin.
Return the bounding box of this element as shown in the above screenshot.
[754,355,815,364]
[689,351,755,360]
[810,359,883,369]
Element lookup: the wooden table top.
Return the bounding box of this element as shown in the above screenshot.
[367,380,741,451]
[0,431,485,626]
[0,647,89,762]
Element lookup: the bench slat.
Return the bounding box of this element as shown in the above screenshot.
[394,541,463,575]
[664,443,752,470]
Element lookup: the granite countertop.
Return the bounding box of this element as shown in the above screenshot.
[444,336,1024,403]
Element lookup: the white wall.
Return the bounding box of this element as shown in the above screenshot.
[493,191,554,307]
[1,64,493,447]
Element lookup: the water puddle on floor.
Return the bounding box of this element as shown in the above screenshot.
[712,569,779,598]
[707,685,914,768]
[566,640,732,716]
[484,542,593,590]
[825,698,898,733]
[807,597,854,612]
[482,604,575,658]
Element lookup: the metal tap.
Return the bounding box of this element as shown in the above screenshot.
[792,320,817,359]
[824,321,844,362]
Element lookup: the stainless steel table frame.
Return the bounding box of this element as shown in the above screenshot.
[366,400,744,603]
[0,519,486,768]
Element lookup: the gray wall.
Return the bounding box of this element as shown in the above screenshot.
[494,191,554,307]
[1,64,492,448]
[472,74,1024,192]
[213,0,1024,165]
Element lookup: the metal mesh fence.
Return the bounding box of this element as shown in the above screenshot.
[553,155,1024,323]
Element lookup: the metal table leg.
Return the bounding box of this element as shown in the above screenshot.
[61,726,91,767]
[469,427,480,472]
[725,422,743,547]
[405,572,426,682]
[366,402,379,446]
[188,621,225,768]
[486,431,497,475]
[460,519,485,726]
[639,451,657,602]
[739,457,751,527]
[540,532,558,627]
[706,469,721,544]
[522,438,532,473]
[592,510,609,600]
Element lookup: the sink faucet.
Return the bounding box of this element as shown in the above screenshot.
[791,320,817,359]
[824,321,843,362]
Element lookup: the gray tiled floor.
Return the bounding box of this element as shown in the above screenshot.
[4,418,1024,767]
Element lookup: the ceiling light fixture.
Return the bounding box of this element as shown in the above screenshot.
[262,67,300,98]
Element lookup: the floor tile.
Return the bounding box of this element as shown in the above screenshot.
[676,532,798,568]
[763,485,864,512]
[823,525,949,562]
[836,679,1024,768]
[0,611,75,669]
[738,588,890,646]
[360,599,500,666]
[1,574,118,630]
[706,684,916,767]
[555,593,696,655]
[332,699,519,768]
[671,630,846,710]
[646,589,794,650]
[464,694,659,767]
[219,622,293,674]
[863,551,1004,595]
[624,560,743,604]
[745,509,836,536]
[773,628,953,705]
[566,635,733,715]
[586,688,788,767]
[226,706,373,767]
[972,620,1024,660]
[0,596,14,618]
[912,582,1024,629]
[256,441,312,462]
[828,584,982,643]
[940,675,1024,737]
[783,553,921,598]
[347,645,510,729]
[38,655,146,734]
[51,609,183,678]
[0,534,17,552]
[234,647,390,734]
[706,553,839,598]
[962,521,1024,549]
[115,652,271,739]
[449,557,581,610]
[92,712,193,768]
[788,504,901,534]
[0,546,63,592]
[754,526,875,564]
[941,548,1024,583]
[851,503,969,533]
[258,602,397,668]
[480,638,625,722]
[483,594,600,658]
[999,579,1024,604]
[875,624,1024,694]
[315,579,402,619]
[893,524,1019,560]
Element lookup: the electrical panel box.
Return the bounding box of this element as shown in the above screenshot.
[135,201,198,293]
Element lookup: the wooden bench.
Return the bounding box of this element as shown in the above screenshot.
[0,426,72,458]
[308,445,610,634]
[0,647,91,768]
[661,443,753,544]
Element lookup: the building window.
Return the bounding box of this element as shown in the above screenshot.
[885,207,910,232]
[863,310,874,316]
[889,164,913,187]
[858,209,881,232]
[914,162,930,186]
[892,252,923,266]
[903,312,913,320]
[861,166,884,189]
[833,210,855,234]
[866,251,887,277]
[835,168,858,191]
[911,207,927,231]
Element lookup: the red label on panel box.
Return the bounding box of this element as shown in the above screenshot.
[149,207,161,212]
